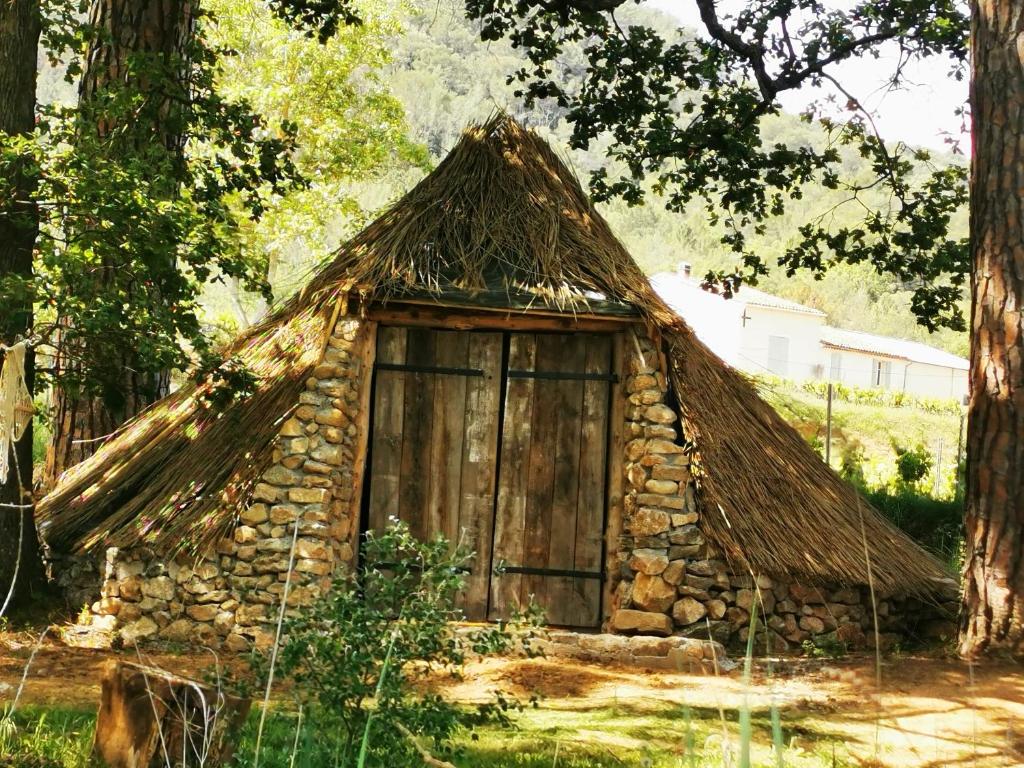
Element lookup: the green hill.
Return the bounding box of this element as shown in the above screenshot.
[386,0,969,357]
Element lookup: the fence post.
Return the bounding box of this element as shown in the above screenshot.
[825,381,833,467]
[955,407,966,498]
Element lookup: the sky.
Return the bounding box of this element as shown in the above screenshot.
[645,0,969,153]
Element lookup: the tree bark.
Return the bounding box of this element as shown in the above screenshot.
[0,0,46,608]
[960,0,1024,658]
[44,0,192,486]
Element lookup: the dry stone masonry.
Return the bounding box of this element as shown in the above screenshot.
[607,331,957,652]
[64,317,372,651]
[62,320,954,655]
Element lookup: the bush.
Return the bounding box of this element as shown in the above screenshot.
[891,441,933,487]
[244,520,541,768]
[838,441,867,489]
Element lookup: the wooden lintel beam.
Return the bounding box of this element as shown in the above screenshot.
[365,303,635,333]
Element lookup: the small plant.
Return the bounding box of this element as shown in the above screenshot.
[839,442,867,489]
[801,636,848,659]
[243,520,541,768]
[891,441,932,487]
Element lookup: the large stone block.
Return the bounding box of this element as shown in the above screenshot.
[632,573,676,613]
[645,439,684,455]
[160,619,195,642]
[636,493,685,510]
[668,526,704,546]
[141,576,176,602]
[628,549,669,576]
[644,404,676,424]
[799,615,826,634]
[629,508,671,537]
[653,465,691,483]
[289,487,329,504]
[186,604,219,622]
[644,479,678,495]
[252,483,280,503]
[672,597,707,626]
[120,617,159,643]
[662,560,687,585]
[610,609,673,637]
[706,598,727,620]
[263,465,300,486]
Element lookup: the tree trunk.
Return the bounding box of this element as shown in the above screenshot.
[44,0,192,486]
[959,0,1024,658]
[93,660,251,768]
[0,0,46,609]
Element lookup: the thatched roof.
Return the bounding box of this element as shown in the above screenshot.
[37,114,953,598]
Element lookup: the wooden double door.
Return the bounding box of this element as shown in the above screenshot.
[365,326,614,627]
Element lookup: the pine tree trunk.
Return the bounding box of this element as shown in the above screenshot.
[44,0,192,486]
[0,0,46,607]
[959,0,1024,658]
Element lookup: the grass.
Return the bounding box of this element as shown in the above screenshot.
[758,383,966,568]
[760,384,962,489]
[0,701,869,768]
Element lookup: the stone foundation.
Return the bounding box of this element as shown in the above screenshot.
[538,630,732,672]
[62,317,373,650]
[607,331,958,651]
[58,320,956,654]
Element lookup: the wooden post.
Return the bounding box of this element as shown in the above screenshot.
[825,381,833,467]
[92,660,250,768]
[955,407,966,498]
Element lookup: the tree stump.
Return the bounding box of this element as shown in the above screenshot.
[92,660,251,768]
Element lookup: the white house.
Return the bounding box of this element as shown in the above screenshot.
[650,266,827,381]
[820,327,968,400]
[651,265,969,401]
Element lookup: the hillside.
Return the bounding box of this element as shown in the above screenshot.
[386,0,969,356]
[34,0,970,357]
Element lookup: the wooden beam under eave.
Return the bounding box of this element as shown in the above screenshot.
[365,301,638,333]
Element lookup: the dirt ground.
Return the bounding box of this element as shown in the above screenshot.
[1,631,1021,767]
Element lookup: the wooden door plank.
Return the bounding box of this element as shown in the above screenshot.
[458,332,503,618]
[570,334,613,627]
[426,331,469,547]
[602,332,627,625]
[398,328,436,540]
[368,326,408,534]
[489,333,536,621]
[520,334,561,616]
[543,334,586,626]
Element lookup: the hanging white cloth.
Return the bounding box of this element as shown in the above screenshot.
[0,342,32,485]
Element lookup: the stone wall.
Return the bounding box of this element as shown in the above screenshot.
[64,319,955,654]
[69,317,373,650]
[606,330,957,651]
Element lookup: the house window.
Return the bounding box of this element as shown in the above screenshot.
[767,335,790,377]
[829,351,842,381]
[873,359,892,388]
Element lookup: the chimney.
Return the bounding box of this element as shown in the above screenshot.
[676,261,692,280]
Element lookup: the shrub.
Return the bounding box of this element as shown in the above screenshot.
[891,441,933,487]
[245,520,541,768]
[839,441,867,489]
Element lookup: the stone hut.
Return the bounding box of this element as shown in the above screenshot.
[38,116,957,653]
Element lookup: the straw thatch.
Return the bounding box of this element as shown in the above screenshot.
[38,114,952,597]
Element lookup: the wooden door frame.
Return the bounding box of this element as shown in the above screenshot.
[351,314,637,628]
